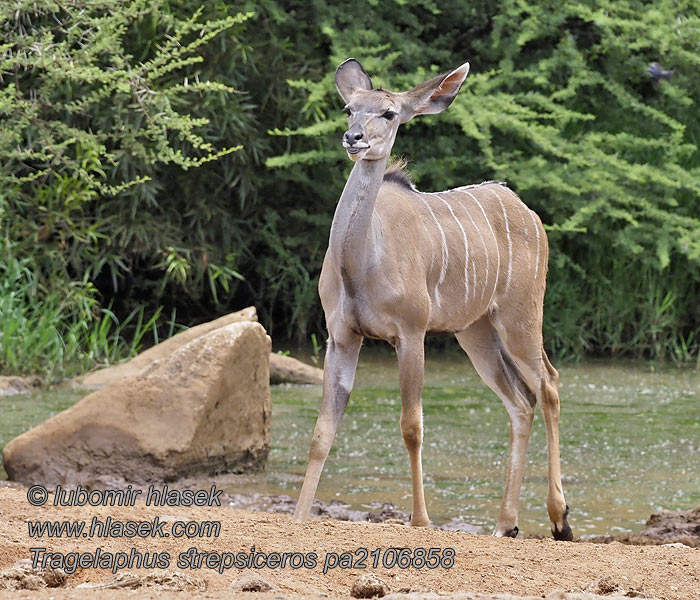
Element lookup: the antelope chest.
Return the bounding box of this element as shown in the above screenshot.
[320,261,429,344]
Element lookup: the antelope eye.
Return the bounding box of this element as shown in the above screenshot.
[343,106,352,116]
[381,110,396,120]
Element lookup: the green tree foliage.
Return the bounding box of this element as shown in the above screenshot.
[2,0,699,374]
[266,0,700,361]
[0,0,251,374]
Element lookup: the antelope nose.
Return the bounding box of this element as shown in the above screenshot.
[344,130,363,144]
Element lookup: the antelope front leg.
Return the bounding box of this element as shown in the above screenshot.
[397,335,430,527]
[294,333,362,522]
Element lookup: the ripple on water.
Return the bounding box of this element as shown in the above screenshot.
[258,357,700,536]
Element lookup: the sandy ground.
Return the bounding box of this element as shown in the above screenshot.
[0,485,698,600]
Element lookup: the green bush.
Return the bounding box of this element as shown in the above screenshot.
[0,0,251,374]
[265,0,700,362]
[1,0,698,375]
[0,239,174,379]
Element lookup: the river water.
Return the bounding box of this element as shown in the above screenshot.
[251,352,699,537]
[1,354,698,537]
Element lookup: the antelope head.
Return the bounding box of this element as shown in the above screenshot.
[335,58,471,162]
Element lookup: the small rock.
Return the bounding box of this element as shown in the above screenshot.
[351,573,389,598]
[269,353,323,385]
[42,567,68,588]
[438,517,484,534]
[366,503,409,523]
[0,376,40,397]
[594,576,622,594]
[0,559,67,590]
[580,575,650,598]
[230,573,278,592]
[76,571,204,591]
[660,542,690,548]
[586,506,700,548]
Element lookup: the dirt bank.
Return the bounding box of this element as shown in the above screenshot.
[0,486,698,600]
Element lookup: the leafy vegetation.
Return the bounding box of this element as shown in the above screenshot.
[0,0,250,375]
[0,240,177,378]
[265,0,700,363]
[1,0,698,377]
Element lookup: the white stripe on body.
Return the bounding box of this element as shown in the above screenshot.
[419,219,437,275]
[499,184,541,283]
[528,210,540,281]
[452,192,489,304]
[418,217,437,318]
[417,195,449,305]
[488,187,513,292]
[519,204,530,275]
[433,193,470,304]
[462,189,500,308]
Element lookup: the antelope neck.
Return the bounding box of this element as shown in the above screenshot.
[328,156,389,291]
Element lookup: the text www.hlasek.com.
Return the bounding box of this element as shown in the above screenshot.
[27,516,220,539]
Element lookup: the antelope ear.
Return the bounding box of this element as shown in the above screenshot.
[335,58,373,103]
[399,62,470,123]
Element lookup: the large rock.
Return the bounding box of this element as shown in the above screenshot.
[72,306,323,388]
[3,321,271,485]
[73,306,258,389]
[269,353,323,385]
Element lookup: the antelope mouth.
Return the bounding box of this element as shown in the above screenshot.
[344,145,370,161]
[343,140,370,157]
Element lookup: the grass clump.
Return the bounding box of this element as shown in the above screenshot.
[0,242,175,380]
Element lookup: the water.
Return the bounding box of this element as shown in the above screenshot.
[249,353,700,537]
[1,356,698,537]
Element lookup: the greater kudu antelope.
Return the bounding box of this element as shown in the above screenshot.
[293,59,573,541]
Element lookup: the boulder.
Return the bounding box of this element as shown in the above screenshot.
[72,306,323,388]
[73,306,258,389]
[269,353,323,385]
[0,376,40,397]
[3,321,271,485]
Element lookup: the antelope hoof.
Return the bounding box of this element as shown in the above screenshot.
[503,526,519,538]
[552,505,573,541]
[409,514,431,528]
[292,508,309,523]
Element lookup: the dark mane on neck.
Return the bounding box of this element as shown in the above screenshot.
[383,158,417,191]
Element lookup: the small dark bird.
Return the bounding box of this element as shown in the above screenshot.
[645,62,674,83]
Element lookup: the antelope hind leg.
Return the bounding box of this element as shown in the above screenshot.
[538,350,573,540]
[456,318,536,537]
[494,322,573,541]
